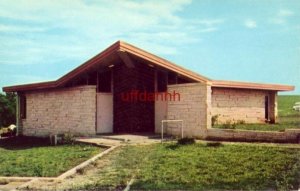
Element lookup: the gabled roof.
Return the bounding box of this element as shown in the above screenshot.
[3,41,210,92]
[2,40,294,92]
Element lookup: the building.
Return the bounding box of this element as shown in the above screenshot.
[2,41,294,137]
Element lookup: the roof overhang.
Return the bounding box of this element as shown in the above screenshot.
[2,40,295,93]
[212,80,295,91]
[3,81,57,92]
[3,41,210,92]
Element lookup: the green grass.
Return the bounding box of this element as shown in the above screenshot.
[215,95,300,131]
[0,137,102,177]
[76,143,300,190]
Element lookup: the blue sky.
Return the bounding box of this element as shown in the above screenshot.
[0,0,299,94]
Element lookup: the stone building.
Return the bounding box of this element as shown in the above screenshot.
[3,41,294,137]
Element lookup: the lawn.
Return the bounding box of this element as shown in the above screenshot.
[72,142,300,190]
[214,95,300,131]
[0,136,103,177]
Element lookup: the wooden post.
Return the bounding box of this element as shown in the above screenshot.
[16,93,20,136]
[96,71,99,92]
[154,69,157,92]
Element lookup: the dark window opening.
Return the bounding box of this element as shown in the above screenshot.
[74,77,86,86]
[168,72,177,85]
[157,71,167,92]
[265,96,269,121]
[98,71,112,92]
[87,72,97,85]
[20,95,26,119]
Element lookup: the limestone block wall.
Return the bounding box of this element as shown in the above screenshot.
[211,88,277,124]
[22,85,96,137]
[167,83,211,138]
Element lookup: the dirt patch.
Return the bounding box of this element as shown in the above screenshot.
[21,147,122,190]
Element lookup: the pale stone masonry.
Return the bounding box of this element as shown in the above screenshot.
[3,41,295,142]
[21,85,96,136]
[166,83,211,138]
[211,87,277,124]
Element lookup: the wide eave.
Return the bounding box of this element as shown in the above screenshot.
[212,80,294,91]
[2,41,295,93]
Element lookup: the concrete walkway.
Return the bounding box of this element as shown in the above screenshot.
[76,137,122,146]
[0,134,166,191]
[0,181,27,191]
[77,134,166,146]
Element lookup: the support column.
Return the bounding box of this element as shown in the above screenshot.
[269,91,277,123]
[16,93,21,136]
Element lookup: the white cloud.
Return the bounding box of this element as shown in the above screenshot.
[278,9,294,17]
[197,27,218,33]
[244,19,257,29]
[0,24,47,32]
[0,0,224,66]
[270,9,294,25]
[192,19,225,26]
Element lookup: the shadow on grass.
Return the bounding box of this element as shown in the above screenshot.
[165,144,181,150]
[0,136,51,150]
[131,176,278,191]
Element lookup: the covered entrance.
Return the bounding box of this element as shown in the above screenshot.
[113,62,155,133]
[61,43,195,134]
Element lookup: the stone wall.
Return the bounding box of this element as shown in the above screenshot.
[21,85,96,137]
[207,128,300,143]
[211,88,277,124]
[166,83,211,138]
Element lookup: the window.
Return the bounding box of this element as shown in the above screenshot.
[20,95,26,119]
[98,71,112,92]
[168,72,177,85]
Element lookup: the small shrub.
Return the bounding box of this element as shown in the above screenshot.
[0,126,16,137]
[211,115,220,126]
[236,120,245,125]
[231,121,237,129]
[222,120,231,129]
[206,142,222,147]
[177,137,195,145]
[63,133,75,144]
[222,120,236,129]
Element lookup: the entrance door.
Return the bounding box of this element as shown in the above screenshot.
[265,96,269,121]
[97,93,113,133]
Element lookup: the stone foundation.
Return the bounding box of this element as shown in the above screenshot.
[207,128,300,143]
